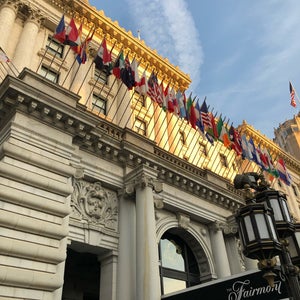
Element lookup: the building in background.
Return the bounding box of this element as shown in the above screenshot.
[274,112,300,161]
[0,1,299,300]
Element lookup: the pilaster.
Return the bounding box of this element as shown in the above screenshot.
[13,6,43,72]
[0,0,19,50]
[209,221,232,278]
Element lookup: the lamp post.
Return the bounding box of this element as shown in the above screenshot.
[234,172,300,300]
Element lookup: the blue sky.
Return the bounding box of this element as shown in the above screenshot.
[89,0,300,139]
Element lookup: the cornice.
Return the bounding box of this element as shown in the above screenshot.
[0,70,244,213]
[239,120,300,174]
[43,0,191,91]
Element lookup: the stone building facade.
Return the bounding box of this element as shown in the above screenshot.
[0,1,299,300]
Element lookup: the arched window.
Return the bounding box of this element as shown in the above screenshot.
[159,231,200,295]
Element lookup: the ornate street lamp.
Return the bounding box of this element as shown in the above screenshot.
[286,223,300,267]
[234,172,300,299]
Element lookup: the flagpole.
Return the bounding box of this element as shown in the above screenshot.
[110,53,138,125]
[120,62,150,129]
[83,39,117,107]
[155,83,178,148]
[104,51,132,122]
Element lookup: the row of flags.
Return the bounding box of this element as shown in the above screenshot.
[51,14,294,186]
[0,15,294,186]
[240,134,292,185]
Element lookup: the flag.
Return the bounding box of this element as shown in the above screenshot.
[289,81,297,108]
[164,84,175,113]
[94,38,112,72]
[229,125,242,155]
[194,100,204,133]
[217,118,230,147]
[176,91,186,119]
[200,97,212,128]
[248,137,262,167]
[241,134,253,160]
[0,47,10,63]
[53,15,66,43]
[135,70,148,95]
[186,96,197,129]
[112,51,125,79]
[71,23,82,54]
[169,87,177,114]
[172,89,180,116]
[276,158,292,185]
[131,59,140,87]
[64,18,79,46]
[76,38,87,64]
[207,113,218,139]
[256,144,269,171]
[262,148,279,178]
[120,57,135,89]
[147,72,163,106]
[185,93,192,120]
[76,29,94,64]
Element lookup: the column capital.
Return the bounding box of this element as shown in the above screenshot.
[0,0,19,11]
[24,6,44,26]
[124,164,163,193]
[209,221,238,235]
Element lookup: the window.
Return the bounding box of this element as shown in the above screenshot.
[219,153,228,168]
[39,65,59,83]
[199,142,207,156]
[134,93,146,106]
[92,94,107,115]
[134,118,146,136]
[292,185,298,197]
[47,36,64,58]
[179,131,186,145]
[159,231,200,295]
[94,68,108,84]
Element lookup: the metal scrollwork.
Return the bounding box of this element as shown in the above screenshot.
[71,179,118,230]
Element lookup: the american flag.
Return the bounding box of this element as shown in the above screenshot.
[147,73,163,106]
[289,81,297,108]
[200,97,212,128]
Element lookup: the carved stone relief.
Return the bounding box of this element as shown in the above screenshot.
[71,178,118,231]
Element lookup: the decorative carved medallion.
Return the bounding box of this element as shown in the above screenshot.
[71,178,118,230]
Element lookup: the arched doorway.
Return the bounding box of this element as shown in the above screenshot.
[159,228,203,295]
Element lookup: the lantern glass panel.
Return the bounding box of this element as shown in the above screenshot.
[295,232,300,247]
[267,214,278,241]
[281,198,292,222]
[255,214,270,239]
[269,198,283,221]
[244,215,255,241]
[286,236,298,258]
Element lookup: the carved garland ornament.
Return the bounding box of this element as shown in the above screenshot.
[71,178,118,230]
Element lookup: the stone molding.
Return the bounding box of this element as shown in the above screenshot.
[71,178,118,231]
[209,221,238,235]
[0,70,244,213]
[0,0,45,25]
[177,212,190,230]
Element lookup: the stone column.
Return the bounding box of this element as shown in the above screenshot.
[209,222,231,278]
[13,8,42,73]
[116,186,137,300]
[124,165,162,300]
[0,0,18,50]
[136,166,161,300]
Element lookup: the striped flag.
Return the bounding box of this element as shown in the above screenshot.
[200,97,212,128]
[289,81,297,108]
[147,73,163,106]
